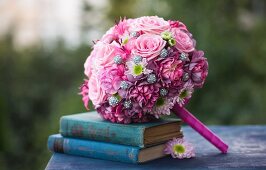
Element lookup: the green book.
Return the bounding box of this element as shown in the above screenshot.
[60,111,182,148]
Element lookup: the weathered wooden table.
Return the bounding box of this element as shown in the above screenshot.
[45,126,266,170]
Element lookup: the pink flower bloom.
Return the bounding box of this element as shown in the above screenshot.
[175,82,194,106]
[159,57,183,84]
[125,58,152,78]
[114,18,130,37]
[100,26,118,44]
[84,42,105,77]
[171,28,195,53]
[99,65,126,94]
[101,33,117,44]
[189,51,208,88]
[130,16,170,34]
[97,104,115,122]
[96,103,154,124]
[99,103,131,124]
[164,138,195,159]
[84,49,96,78]
[123,37,136,54]
[128,82,160,112]
[133,34,166,61]
[79,80,90,110]
[168,20,188,31]
[88,74,107,107]
[151,97,174,118]
[84,41,123,76]
[114,104,130,123]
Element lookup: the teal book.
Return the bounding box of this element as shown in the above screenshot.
[48,134,167,164]
[60,111,182,148]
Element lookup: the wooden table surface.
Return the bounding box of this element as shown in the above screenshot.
[45,126,266,170]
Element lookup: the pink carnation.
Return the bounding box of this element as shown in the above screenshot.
[171,28,195,53]
[99,65,126,94]
[189,51,208,88]
[112,104,131,123]
[130,16,170,34]
[128,82,160,112]
[96,103,154,124]
[133,34,166,61]
[159,57,183,85]
[96,104,115,122]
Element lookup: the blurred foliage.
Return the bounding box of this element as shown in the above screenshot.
[0,36,90,169]
[0,0,266,169]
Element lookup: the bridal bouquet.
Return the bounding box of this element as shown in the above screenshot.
[80,16,228,154]
[80,16,208,123]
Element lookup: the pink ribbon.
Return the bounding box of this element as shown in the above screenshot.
[172,104,228,153]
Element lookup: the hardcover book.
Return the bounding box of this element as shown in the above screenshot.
[60,111,183,148]
[48,134,168,164]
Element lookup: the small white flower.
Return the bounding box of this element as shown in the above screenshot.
[175,82,194,106]
[125,58,152,78]
[151,97,174,118]
[164,138,195,159]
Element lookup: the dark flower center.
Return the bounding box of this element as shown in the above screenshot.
[156,97,165,107]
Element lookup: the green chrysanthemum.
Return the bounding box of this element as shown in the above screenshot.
[164,138,195,159]
[125,58,152,78]
[173,144,185,154]
[133,65,143,76]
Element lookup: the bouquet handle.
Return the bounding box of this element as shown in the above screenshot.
[172,104,228,153]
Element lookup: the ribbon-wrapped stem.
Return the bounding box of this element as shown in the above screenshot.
[172,104,228,153]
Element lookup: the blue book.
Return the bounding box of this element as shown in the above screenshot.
[48,134,167,164]
[60,111,182,148]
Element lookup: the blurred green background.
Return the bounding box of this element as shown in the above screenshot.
[0,0,266,169]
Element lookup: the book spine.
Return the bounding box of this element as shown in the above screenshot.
[47,135,140,164]
[60,117,144,147]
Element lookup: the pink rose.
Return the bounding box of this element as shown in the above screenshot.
[88,74,107,107]
[93,42,116,70]
[79,80,90,110]
[132,34,166,61]
[84,41,123,77]
[99,65,126,94]
[189,51,208,88]
[171,28,195,53]
[84,54,93,78]
[130,16,170,34]
[84,42,102,78]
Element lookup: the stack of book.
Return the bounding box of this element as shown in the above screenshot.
[47,111,183,164]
